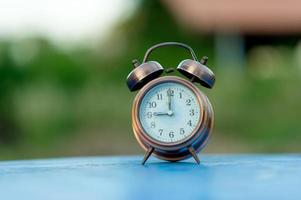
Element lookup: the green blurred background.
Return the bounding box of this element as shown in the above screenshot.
[0,0,301,160]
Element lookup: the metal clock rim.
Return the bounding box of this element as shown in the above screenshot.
[132,76,206,151]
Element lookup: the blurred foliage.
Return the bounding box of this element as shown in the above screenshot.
[0,0,301,160]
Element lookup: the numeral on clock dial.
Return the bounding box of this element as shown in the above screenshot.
[169,131,174,138]
[148,101,157,108]
[157,93,162,100]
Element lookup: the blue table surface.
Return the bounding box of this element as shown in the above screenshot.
[0,154,300,200]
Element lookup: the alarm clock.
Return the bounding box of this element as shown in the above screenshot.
[126,42,215,164]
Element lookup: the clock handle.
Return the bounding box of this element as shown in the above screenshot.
[188,147,200,164]
[143,42,198,63]
[141,147,154,165]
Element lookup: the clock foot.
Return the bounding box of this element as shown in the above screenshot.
[142,147,154,165]
[188,147,200,164]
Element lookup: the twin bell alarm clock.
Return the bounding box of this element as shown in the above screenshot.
[126,42,215,164]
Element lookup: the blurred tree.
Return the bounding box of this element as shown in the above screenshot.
[0,0,300,159]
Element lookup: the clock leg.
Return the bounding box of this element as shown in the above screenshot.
[142,147,154,165]
[188,147,200,164]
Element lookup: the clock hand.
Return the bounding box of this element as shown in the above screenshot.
[153,111,174,116]
[167,89,173,116]
[167,89,171,110]
[153,112,169,116]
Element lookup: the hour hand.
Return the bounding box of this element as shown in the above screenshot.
[153,112,169,116]
[153,111,173,116]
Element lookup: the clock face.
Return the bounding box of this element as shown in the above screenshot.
[139,81,201,144]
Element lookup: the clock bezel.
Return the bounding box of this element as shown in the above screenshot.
[132,76,207,151]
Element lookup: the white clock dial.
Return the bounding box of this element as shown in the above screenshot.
[139,82,201,143]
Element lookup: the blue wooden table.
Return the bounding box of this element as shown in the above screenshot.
[0,154,300,200]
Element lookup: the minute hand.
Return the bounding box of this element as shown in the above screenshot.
[167,89,170,110]
[167,89,173,116]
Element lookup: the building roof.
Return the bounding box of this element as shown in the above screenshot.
[162,0,301,34]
